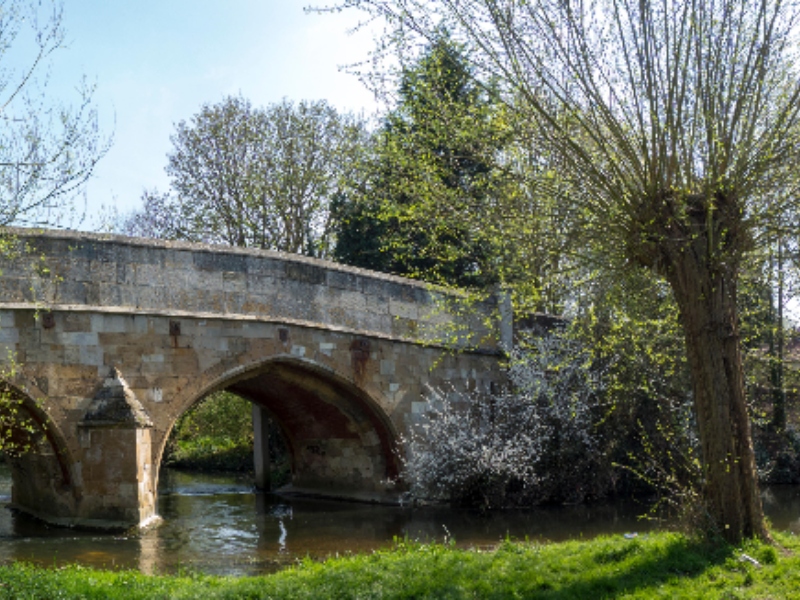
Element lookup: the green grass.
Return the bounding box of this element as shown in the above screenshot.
[0,531,798,599]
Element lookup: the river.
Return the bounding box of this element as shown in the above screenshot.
[1,465,799,575]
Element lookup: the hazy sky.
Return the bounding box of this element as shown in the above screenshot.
[37,1,380,230]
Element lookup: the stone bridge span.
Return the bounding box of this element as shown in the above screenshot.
[0,229,507,528]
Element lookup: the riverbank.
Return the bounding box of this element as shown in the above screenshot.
[0,530,796,599]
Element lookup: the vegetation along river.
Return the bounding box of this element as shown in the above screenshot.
[1,465,800,576]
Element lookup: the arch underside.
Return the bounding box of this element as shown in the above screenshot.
[224,360,401,499]
[0,383,78,522]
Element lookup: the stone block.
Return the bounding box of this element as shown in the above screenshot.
[245,255,285,278]
[246,275,277,295]
[171,267,202,290]
[223,271,247,293]
[115,261,135,285]
[131,245,164,267]
[0,274,31,302]
[195,335,228,353]
[196,288,225,313]
[0,311,14,327]
[56,280,89,304]
[90,260,117,282]
[136,286,167,309]
[327,269,362,292]
[79,345,104,367]
[164,250,194,269]
[285,262,325,285]
[72,241,117,263]
[61,331,99,346]
[98,282,122,307]
[91,314,130,334]
[195,252,247,273]
[380,360,395,376]
[0,328,19,344]
[224,292,247,314]
[389,298,418,320]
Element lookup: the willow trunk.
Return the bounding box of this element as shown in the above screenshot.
[661,222,768,543]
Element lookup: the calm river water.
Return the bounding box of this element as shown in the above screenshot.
[2,465,800,576]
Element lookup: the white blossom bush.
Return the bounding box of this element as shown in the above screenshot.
[401,333,606,508]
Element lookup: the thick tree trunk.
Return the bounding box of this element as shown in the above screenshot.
[665,249,769,543]
[630,191,769,543]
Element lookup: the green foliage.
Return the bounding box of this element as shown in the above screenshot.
[172,391,253,442]
[164,392,290,483]
[336,0,800,542]
[333,36,519,289]
[0,388,40,459]
[566,269,700,499]
[164,392,254,472]
[166,436,254,473]
[0,345,43,458]
[2,531,800,598]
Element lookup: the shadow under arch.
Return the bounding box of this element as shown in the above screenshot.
[160,356,402,501]
[0,381,78,520]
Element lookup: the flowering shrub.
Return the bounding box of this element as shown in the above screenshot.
[400,334,606,508]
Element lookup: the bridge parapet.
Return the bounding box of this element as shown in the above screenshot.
[0,228,504,351]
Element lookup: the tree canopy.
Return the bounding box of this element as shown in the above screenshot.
[126,96,366,257]
[335,0,800,542]
[333,36,518,288]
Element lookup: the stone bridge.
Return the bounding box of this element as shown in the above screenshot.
[0,228,508,528]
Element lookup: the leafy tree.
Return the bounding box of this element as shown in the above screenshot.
[338,0,800,542]
[568,268,700,505]
[334,36,518,288]
[125,97,366,257]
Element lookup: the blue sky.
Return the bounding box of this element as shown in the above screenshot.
[40,1,380,229]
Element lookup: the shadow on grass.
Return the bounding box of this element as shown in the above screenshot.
[531,535,736,598]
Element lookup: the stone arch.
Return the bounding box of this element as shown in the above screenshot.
[157,356,402,501]
[0,381,79,522]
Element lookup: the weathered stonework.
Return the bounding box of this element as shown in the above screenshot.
[0,228,507,528]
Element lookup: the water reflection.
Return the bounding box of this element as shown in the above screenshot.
[1,465,799,576]
[760,485,800,535]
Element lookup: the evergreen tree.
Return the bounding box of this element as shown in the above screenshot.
[334,36,515,288]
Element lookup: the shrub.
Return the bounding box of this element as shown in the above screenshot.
[401,333,606,508]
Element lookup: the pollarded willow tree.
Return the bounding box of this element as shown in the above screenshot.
[331,0,800,542]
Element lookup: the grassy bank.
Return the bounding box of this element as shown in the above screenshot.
[1,531,798,599]
[165,435,254,472]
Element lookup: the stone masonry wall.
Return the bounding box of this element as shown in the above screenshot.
[0,228,506,526]
[0,228,504,350]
